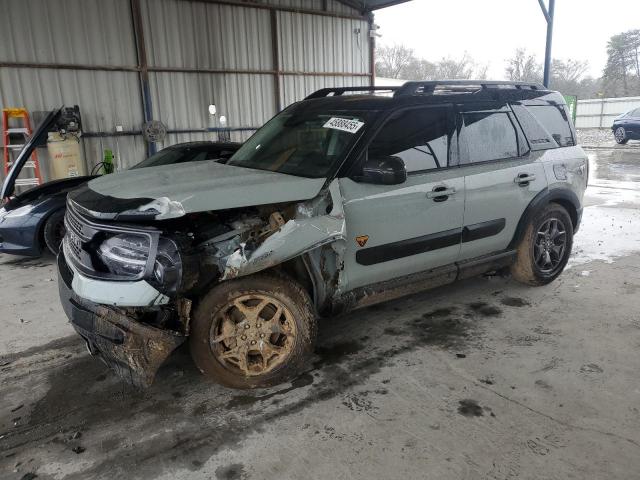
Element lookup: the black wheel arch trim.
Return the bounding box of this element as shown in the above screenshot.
[508,187,580,249]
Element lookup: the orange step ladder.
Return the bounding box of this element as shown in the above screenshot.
[2,108,43,189]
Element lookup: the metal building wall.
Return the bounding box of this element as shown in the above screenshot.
[575,96,640,129]
[0,0,372,176]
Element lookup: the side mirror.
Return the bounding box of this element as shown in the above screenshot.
[360,155,407,185]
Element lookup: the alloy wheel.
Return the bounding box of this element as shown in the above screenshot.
[210,294,296,376]
[533,217,567,274]
[615,127,626,143]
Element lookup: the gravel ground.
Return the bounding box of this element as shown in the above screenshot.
[577,128,640,149]
[1,147,639,480]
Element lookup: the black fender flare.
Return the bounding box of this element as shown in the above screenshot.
[508,187,581,249]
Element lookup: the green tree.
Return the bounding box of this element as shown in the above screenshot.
[603,30,640,97]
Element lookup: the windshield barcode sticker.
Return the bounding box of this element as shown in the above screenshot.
[323,117,364,134]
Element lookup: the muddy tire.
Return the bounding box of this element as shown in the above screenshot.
[511,203,573,286]
[189,273,316,389]
[43,209,66,255]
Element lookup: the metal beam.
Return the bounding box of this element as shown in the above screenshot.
[539,0,555,88]
[0,61,139,72]
[0,62,370,78]
[173,0,368,20]
[368,13,376,87]
[270,10,282,112]
[130,0,156,154]
[537,0,550,22]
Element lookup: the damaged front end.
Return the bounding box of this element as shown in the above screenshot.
[58,252,189,387]
[58,180,346,387]
[205,181,345,281]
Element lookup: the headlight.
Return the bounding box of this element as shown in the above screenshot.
[149,237,182,295]
[96,233,182,294]
[98,233,150,277]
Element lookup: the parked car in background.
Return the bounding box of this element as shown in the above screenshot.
[0,110,240,256]
[57,80,588,390]
[612,107,640,144]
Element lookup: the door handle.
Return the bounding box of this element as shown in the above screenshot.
[427,185,456,202]
[514,173,536,186]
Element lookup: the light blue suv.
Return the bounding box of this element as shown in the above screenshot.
[58,80,588,389]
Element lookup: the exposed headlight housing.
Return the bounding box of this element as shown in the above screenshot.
[98,233,150,278]
[93,231,183,295]
[149,237,182,295]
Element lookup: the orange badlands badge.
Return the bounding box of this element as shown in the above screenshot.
[355,235,369,247]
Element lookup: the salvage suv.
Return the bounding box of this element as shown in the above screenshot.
[58,80,587,389]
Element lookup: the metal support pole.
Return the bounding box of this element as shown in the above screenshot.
[540,0,555,88]
[270,10,282,113]
[130,0,156,155]
[368,13,376,87]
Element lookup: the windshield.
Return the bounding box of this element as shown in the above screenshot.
[130,145,232,169]
[227,107,371,178]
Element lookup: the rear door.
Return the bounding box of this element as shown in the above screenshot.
[456,103,547,261]
[340,105,465,291]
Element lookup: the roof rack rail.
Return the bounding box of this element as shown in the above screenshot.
[305,86,401,100]
[393,80,546,97]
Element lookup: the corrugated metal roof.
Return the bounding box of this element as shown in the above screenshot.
[149,71,275,130]
[0,68,143,132]
[0,0,136,66]
[142,0,272,70]
[278,11,370,74]
[335,0,412,11]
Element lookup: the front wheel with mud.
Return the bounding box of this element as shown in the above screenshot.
[189,273,316,389]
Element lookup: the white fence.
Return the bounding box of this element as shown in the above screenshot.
[576,96,640,129]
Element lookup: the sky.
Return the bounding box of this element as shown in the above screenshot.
[374,0,640,79]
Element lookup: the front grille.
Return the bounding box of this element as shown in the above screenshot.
[66,210,84,237]
[67,231,82,259]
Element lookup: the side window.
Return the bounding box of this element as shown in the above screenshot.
[459,111,519,164]
[631,108,640,118]
[526,105,575,147]
[511,103,554,150]
[367,107,452,173]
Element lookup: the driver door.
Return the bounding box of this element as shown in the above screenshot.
[339,105,465,291]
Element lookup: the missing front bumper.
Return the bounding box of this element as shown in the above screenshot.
[58,253,185,388]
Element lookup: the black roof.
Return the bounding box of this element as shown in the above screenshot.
[300,81,563,112]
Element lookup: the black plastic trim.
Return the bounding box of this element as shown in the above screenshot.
[356,228,461,266]
[462,218,506,243]
[355,217,509,266]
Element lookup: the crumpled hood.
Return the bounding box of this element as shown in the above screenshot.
[68,160,326,220]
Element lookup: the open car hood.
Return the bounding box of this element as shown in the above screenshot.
[1,109,61,200]
[68,160,327,220]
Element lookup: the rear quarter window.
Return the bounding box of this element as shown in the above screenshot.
[526,105,575,147]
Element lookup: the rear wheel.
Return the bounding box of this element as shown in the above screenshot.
[511,203,573,286]
[189,273,316,389]
[614,126,628,144]
[43,209,66,255]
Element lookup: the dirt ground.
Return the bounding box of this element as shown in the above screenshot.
[1,137,640,480]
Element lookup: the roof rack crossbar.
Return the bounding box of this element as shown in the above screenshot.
[393,80,546,97]
[305,86,401,100]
